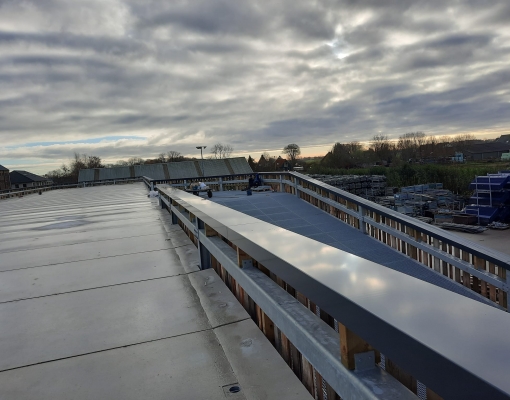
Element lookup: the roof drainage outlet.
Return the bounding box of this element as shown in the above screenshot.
[222,383,243,397]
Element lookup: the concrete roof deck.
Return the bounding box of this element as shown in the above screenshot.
[208,190,494,305]
[0,183,309,400]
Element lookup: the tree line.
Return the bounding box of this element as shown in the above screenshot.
[321,132,479,170]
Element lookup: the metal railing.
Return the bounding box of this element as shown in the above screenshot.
[156,186,510,400]
[142,171,510,311]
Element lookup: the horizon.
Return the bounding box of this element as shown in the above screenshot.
[1,1,510,175]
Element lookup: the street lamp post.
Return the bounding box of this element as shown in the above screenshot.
[196,146,206,177]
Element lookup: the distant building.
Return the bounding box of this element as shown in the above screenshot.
[0,164,10,191]
[495,134,510,144]
[274,156,290,171]
[451,152,464,162]
[465,142,510,161]
[10,170,53,190]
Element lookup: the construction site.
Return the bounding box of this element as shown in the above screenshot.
[310,171,510,234]
[0,162,509,400]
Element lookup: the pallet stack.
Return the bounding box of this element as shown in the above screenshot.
[309,175,388,197]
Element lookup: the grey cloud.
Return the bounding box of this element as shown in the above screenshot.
[0,0,509,171]
[0,31,151,58]
[426,33,494,49]
[137,0,265,36]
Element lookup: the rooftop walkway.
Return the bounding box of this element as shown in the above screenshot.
[0,183,309,399]
[209,190,494,305]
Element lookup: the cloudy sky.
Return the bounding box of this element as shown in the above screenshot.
[1,0,509,174]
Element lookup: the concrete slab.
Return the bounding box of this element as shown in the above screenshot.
[0,235,176,272]
[188,269,312,400]
[0,225,167,253]
[0,208,165,232]
[174,244,201,273]
[0,202,150,224]
[0,212,178,240]
[0,249,187,303]
[0,329,242,400]
[215,319,312,400]
[0,184,312,400]
[188,269,251,328]
[0,276,211,371]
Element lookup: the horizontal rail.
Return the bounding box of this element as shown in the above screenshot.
[160,187,510,400]
[291,172,510,270]
[145,170,510,308]
[160,193,416,399]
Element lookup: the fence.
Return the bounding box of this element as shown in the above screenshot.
[142,171,510,311]
[155,185,510,400]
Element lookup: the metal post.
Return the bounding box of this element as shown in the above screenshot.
[476,175,479,225]
[219,177,223,191]
[359,206,366,234]
[280,174,284,192]
[196,146,207,177]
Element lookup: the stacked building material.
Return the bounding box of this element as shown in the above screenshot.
[465,172,510,225]
[308,175,388,197]
[437,223,487,233]
[393,183,461,217]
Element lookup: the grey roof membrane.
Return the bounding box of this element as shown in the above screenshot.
[210,191,494,305]
[0,184,309,400]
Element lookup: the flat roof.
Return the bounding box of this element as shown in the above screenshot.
[208,190,494,305]
[0,184,309,399]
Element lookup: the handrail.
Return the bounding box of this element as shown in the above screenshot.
[290,172,510,269]
[144,171,510,310]
[159,186,510,400]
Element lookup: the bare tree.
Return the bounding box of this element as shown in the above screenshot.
[127,157,144,165]
[167,150,182,162]
[326,142,365,168]
[451,133,477,154]
[282,144,301,163]
[398,132,426,161]
[116,160,129,166]
[156,153,167,163]
[371,135,393,162]
[87,156,103,169]
[210,143,234,159]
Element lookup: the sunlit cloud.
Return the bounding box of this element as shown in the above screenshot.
[0,0,509,174]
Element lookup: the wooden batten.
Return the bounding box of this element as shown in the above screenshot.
[204,223,217,237]
[338,323,373,370]
[315,371,325,400]
[385,358,417,394]
[261,311,275,345]
[280,332,291,366]
[296,291,308,307]
[426,387,444,400]
[237,247,251,267]
[301,356,315,396]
